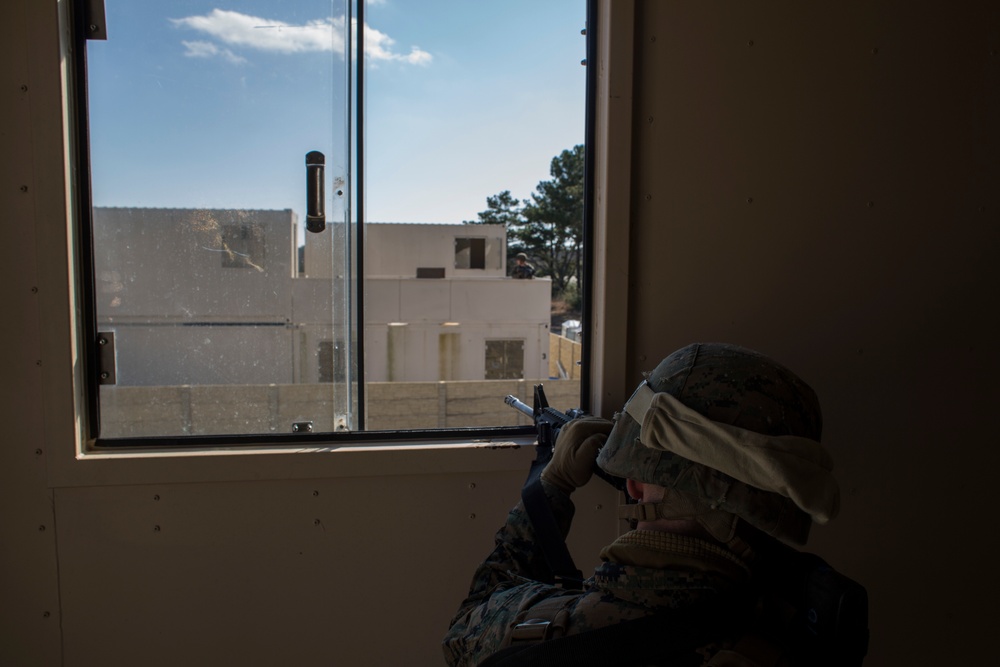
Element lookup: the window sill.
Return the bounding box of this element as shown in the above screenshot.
[50,434,539,489]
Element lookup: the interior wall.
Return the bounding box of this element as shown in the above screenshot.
[1,2,620,666]
[622,1,999,664]
[4,1,998,665]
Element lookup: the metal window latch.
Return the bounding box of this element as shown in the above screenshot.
[96,332,116,385]
[305,151,326,233]
[84,0,108,41]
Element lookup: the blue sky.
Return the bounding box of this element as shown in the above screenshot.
[87,0,587,226]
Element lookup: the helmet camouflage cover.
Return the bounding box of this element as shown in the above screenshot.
[597,342,824,544]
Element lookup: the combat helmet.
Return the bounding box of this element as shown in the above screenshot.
[596,342,839,545]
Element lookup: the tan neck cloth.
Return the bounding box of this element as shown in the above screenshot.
[600,530,752,581]
[624,382,840,524]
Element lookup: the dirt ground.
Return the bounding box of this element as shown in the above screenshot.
[550,298,581,335]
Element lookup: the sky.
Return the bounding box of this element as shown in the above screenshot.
[87,0,587,227]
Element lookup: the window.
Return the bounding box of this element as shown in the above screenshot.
[81,0,590,441]
[485,339,525,380]
[455,237,486,270]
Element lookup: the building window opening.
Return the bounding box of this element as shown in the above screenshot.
[455,237,486,270]
[485,339,525,380]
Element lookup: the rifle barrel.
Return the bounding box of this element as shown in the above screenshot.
[504,395,534,419]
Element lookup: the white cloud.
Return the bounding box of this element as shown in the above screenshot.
[181,40,247,65]
[170,9,431,65]
[362,23,432,66]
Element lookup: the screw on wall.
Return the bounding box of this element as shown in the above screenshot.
[20,84,28,92]
[20,185,28,193]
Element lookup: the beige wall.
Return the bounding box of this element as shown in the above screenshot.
[590,1,998,664]
[2,1,998,666]
[364,223,506,278]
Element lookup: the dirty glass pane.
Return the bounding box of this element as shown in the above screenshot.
[361,1,587,430]
[89,1,352,437]
[88,0,588,438]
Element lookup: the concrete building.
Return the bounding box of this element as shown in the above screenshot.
[93,209,552,387]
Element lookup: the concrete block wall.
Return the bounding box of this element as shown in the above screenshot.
[549,333,583,380]
[100,379,582,437]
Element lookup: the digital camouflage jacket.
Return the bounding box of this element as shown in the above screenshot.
[443,483,756,667]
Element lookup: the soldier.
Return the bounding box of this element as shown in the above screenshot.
[444,342,854,666]
[511,252,535,279]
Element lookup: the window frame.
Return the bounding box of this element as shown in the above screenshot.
[72,0,598,448]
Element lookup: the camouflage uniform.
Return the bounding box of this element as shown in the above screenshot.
[444,343,845,667]
[442,482,750,667]
[511,262,535,279]
[511,253,535,279]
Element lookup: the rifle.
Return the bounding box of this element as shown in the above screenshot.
[504,385,624,588]
[504,385,584,450]
[505,385,626,492]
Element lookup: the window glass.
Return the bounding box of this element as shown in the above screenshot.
[485,340,525,380]
[87,1,586,438]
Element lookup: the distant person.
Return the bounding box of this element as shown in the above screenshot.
[444,342,867,666]
[511,252,535,279]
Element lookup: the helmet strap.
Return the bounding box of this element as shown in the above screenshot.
[617,488,740,543]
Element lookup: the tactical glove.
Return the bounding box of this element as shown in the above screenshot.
[541,417,614,494]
